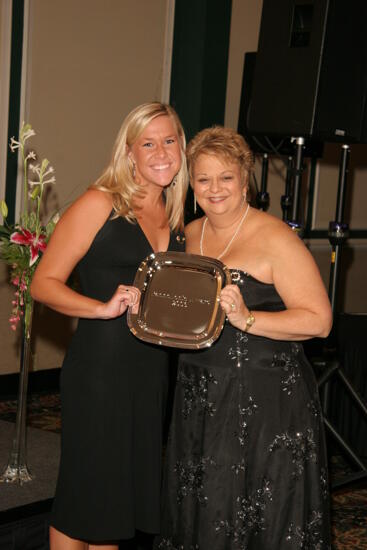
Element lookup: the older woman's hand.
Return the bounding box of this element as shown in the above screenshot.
[220,284,250,332]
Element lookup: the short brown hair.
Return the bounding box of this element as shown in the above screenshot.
[186,126,254,186]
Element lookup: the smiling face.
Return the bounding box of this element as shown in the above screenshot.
[192,153,247,217]
[129,115,182,190]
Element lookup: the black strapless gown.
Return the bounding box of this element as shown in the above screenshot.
[50,215,184,542]
[156,270,331,550]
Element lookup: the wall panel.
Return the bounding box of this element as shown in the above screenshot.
[1,0,171,373]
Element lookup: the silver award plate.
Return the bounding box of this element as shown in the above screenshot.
[127,251,231,349]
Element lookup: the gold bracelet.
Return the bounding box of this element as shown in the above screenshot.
[244,310,255,332]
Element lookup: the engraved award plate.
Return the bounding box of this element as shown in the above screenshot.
[127,251,231,349]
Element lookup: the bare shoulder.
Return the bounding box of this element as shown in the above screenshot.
[58,188,112,228]
[184,217,204,239]
[251,209,304,251]
[184,216,205,253]
[64,188,112,217]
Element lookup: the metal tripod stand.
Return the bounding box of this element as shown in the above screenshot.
[315,144,367,488]
[285,136,305,237]
[281,156,293,222]
[256,153,270,211]
[284,138,367,488]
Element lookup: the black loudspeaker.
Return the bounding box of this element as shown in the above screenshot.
[238,52,324,157]
[247,0,367,144]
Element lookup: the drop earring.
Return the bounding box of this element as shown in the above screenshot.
[194,193,197,214]
[132,162,136,179]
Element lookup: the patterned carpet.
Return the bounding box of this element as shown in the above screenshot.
[0,393,366,549]
[330,452,367,549]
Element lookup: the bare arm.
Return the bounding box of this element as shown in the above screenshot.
[30,189,138,318]
[221,223,332,340]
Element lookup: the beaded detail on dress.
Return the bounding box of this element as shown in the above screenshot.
[157,270,331,549]
[177,370,218,418]
[285,510,330,549]
[214,479,273,548]
[174,456,217,505]
[268,428,318,478]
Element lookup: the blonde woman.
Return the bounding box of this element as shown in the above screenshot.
[31,102,188,549]
[157,126,332,550]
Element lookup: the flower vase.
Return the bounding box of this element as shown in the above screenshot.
[0,300,34,484]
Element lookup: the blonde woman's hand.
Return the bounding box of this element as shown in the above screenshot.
[220,284,250,331]
[96,285,140,319]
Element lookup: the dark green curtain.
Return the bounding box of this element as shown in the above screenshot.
[5,0,25,225]
[169,0,232,223]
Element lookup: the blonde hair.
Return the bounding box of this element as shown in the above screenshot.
[92,102,188,231]
[186,126,254,187]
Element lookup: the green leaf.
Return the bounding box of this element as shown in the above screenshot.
[30,186,40,200]
[0,225,10,236]
[1,200,8,218]
[41,158,49,173]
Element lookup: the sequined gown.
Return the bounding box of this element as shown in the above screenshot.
[157,270,331,550]
[50,216,184,542]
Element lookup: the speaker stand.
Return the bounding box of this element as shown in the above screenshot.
[286,137,305,238]
[281,156,293,221]
[315,144,367,489]
[256,153,270,211]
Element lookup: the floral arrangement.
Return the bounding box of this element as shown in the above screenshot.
[0,123,57,335]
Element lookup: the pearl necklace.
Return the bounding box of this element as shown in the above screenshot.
[200,203,250,260]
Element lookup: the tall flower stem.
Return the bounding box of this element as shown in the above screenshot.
[0,300,34,484]
[22,148,28,222]
[1,123,56,485]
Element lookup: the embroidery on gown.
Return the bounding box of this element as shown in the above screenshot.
[285,510,329,549]
[228,331,249,368]
[177,370,218,418]
[158,273,331,549]
[272,343,302,395]
[307,398,320,418]
[230,270,246,285]
[174,456,216,505]
[231,458,246,475]
[158,539,199,550]
[236,392,258,447]
[320,467,329,500]
[214,478,273,548]
[268,428,317,478]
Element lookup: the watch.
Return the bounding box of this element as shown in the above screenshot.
[244,311,255,332]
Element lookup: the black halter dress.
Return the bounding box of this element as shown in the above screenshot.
[51,215,184,542]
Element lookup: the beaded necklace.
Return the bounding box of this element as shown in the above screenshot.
[199,203,250,260]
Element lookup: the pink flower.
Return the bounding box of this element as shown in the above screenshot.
[9,313,21,330]
[10,227,47,266]
[19,277,27,292]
